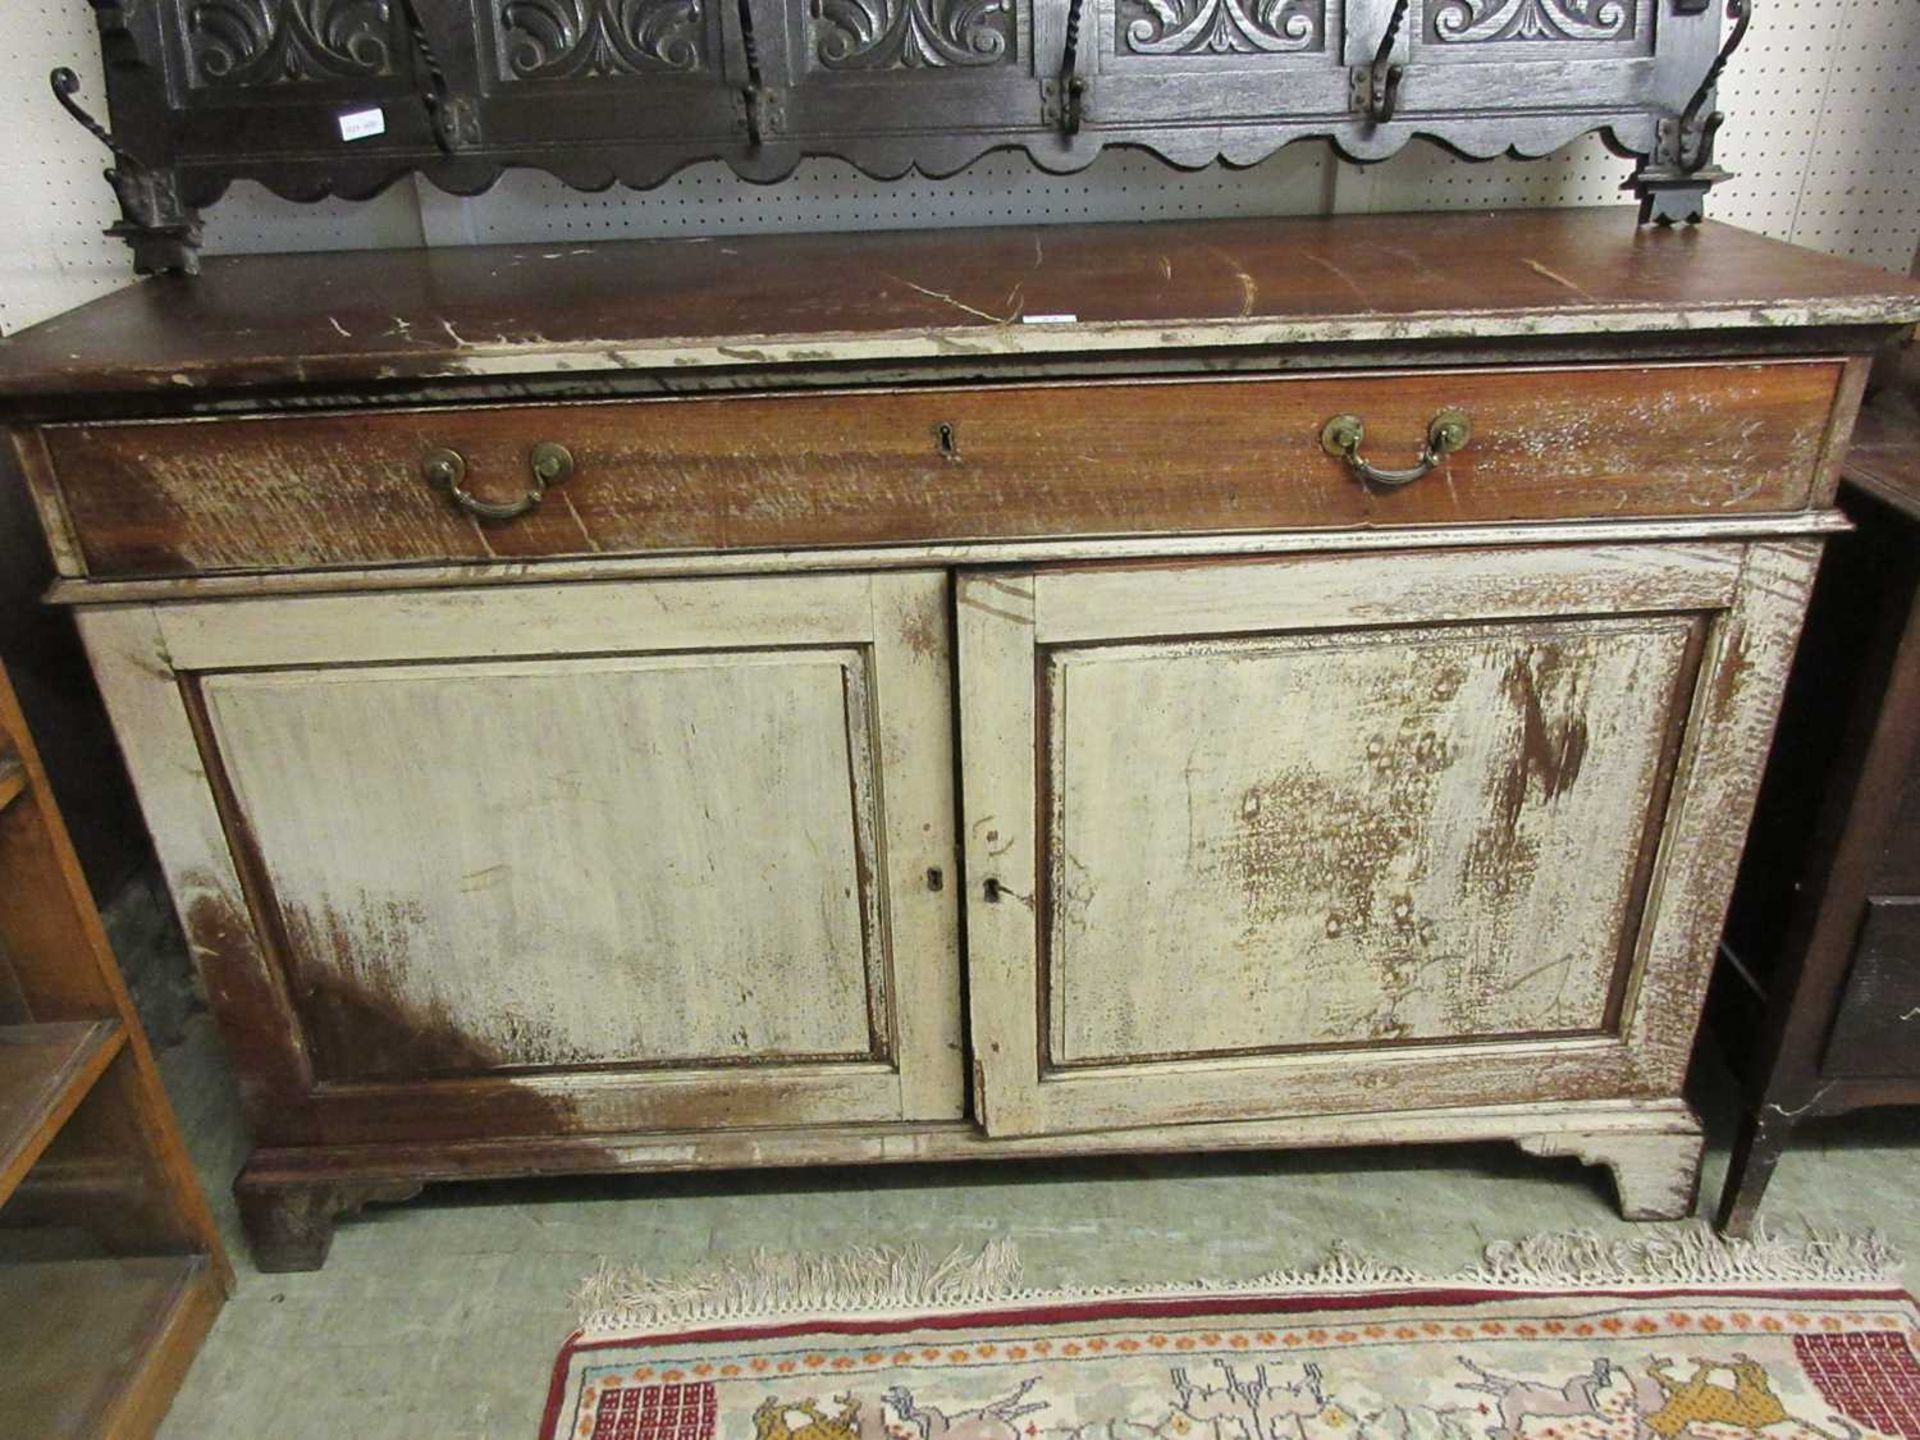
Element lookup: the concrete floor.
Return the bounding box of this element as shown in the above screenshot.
[150,1013,1917,1440]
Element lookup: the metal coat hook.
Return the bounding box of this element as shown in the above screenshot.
[1058,0,1089,136]
[49,67,202,275]
[50,67,126,163]
[1678,0,1753,174]
[1352,0,1411,125]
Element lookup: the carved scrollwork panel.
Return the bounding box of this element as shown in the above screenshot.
[497,0,711,78]
[811,0,1017,71]
[1118,0,1323,56]
[1429,0,1635,44]
[180,0,400,87]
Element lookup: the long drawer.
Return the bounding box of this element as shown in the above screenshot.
[42,361,1845,578]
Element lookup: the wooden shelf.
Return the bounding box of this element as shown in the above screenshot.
[0,1020,123,1209]
[0,1255,222,1438]
[0,663,230,1436]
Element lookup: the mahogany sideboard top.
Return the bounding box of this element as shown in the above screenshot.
[1,209,1917,408]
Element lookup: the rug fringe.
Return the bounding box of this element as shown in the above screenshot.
[1469,1227,1903,1288]
[574,1225,1903,1336]
[576,1240,1024,1335]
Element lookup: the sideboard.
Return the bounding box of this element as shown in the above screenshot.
[4,209,1916,1270]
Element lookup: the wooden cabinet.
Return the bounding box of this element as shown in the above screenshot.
[5,210,1917,1270]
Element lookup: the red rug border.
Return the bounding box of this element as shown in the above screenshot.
[538,1283,1918,1440]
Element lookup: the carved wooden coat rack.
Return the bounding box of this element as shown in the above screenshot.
[58,0,1750,273]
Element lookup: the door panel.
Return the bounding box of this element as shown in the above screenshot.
[199,649,887,1082]
[83,572,962,1142]
[961,542,1818,1136]
[1046,616,1697,1066]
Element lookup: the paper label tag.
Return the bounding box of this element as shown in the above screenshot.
[1021,313,1078,325]
[337,107,386,142]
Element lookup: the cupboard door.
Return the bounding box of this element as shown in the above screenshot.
[960,542,1817,1136]
[82,572,961,1143]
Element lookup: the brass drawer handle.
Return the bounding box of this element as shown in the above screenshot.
[422,441,574,522]
[1320,409,1471,489]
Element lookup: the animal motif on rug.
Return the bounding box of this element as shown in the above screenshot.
[755,1396,866,1440]
[1452,1354,1871,1440]
[886,1378,1050,1440]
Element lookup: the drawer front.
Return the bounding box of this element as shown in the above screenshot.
[1825,896,1920,1079]
[46,361,1843,578]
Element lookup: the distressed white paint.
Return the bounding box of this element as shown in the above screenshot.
[956,573,1042,1137]
[80,572,965,1128]
[1046,615,1695,1064]
[1603,540,1824,1093]
[1034,542,1744,644]
[200,650,885,1077]
[44,512,1850,609]
[246,299,1920,388]
[152,572,879,672]
[962,540,1816,1141]
[1516,1126,1705,1221]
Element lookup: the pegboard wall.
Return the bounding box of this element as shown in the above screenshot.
[2,0,1916,336]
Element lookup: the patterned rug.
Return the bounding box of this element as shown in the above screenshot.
[544,1233,1918,1440]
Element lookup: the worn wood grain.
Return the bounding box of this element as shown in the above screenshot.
[7,428,85,580]
[868,573,967,1120]
[43,362,1842,579]
[0,1020,123,1205]
[1035,543,1746,645]
[0,1256,222,1439]
[0,212,1915,400]
[78,604,319,1133]
[150,572,879,672]
[1614,541,1823,1095]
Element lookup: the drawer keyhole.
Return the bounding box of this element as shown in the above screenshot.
[935,422,959,461]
